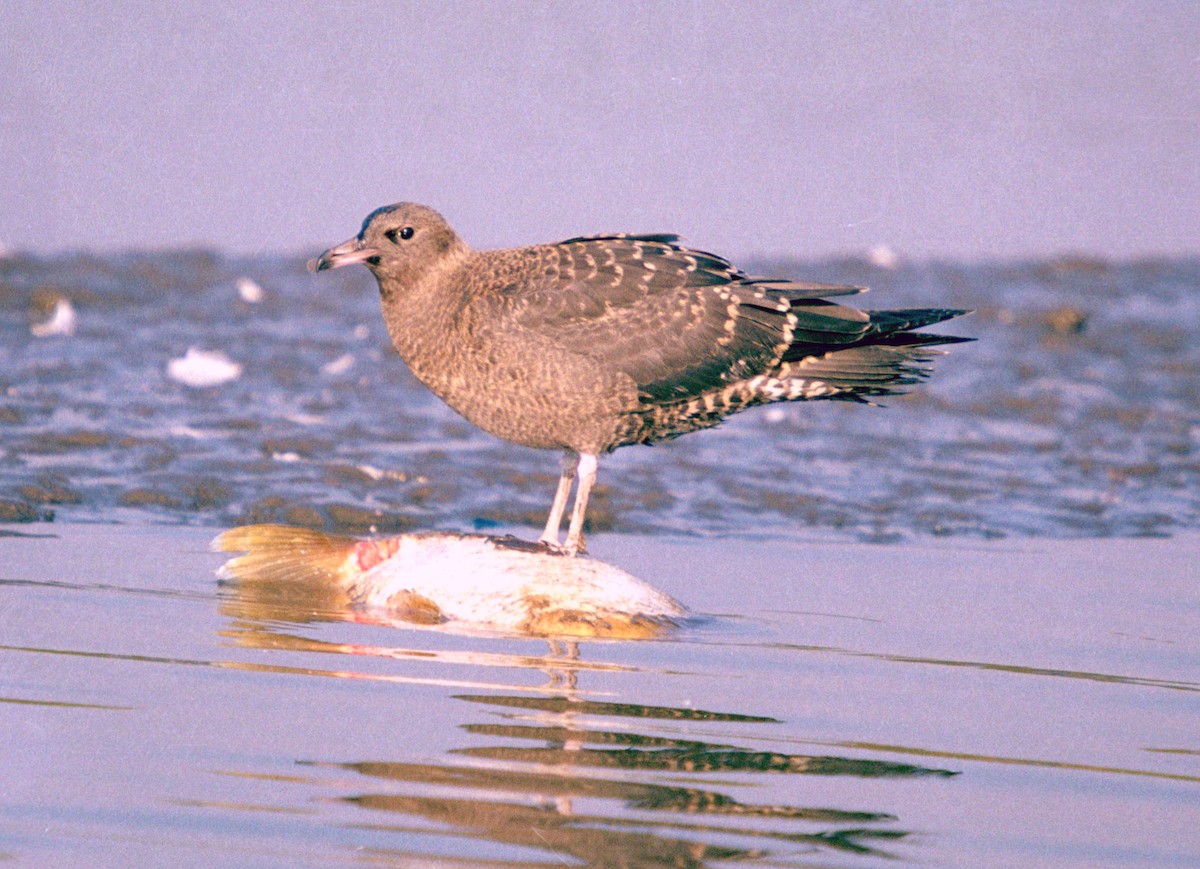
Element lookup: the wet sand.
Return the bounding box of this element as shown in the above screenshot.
[2,523,1197,867]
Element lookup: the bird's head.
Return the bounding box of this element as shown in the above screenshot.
[308,202,467,289]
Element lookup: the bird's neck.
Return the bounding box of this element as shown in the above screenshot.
[377,247,474,387]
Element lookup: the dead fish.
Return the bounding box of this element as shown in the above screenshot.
[213,524,685,639]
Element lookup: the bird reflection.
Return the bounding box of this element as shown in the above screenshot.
[218,565,955,866]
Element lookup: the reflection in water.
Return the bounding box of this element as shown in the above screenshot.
[219,580,957,867]
[323,683,947,866]
[333,761,904,865]
[455,721,953,779]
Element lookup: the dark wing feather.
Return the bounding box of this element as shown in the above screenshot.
[557,232,683,246]
[484,235,866,403]
[781,306,971,362]
[740,276,865,299]
[784,310,973,397]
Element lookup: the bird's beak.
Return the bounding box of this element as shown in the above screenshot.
[307,237,382,273]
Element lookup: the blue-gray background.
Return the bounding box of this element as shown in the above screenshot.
[3,1,1197,259]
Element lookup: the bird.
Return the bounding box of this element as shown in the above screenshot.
[310,203,970,555]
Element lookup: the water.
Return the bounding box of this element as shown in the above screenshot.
[2,250,1199,865]
[2,525,1197,867]
[2,251,1197,539]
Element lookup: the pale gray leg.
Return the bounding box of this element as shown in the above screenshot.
[539,450,578,547]
[563,453,598,556]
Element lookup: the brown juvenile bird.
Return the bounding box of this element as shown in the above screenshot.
[311,203,969,555]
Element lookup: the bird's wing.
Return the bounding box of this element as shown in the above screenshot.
[477,235,869,404]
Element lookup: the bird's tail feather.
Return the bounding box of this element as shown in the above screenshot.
[784,344,948,394]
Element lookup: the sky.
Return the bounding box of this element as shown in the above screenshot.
[2,1,1197,260]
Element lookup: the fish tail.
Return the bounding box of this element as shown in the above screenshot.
[214,524,443,624]
[212,523,363,585]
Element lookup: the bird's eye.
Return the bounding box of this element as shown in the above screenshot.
[385,226,415,243]
[400,226,415,240]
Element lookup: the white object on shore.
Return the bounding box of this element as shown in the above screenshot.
[235,277,264,303]
[167,347,243,388]
[31,298,78,337]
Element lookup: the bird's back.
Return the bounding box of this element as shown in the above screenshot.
[449,234,969,451]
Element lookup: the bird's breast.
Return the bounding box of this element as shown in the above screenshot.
[382,296,633,453]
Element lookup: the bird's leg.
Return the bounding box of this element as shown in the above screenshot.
[563,453,598,556]
[539,450,578,547]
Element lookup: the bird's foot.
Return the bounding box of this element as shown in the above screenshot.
[536,534,585,557]
[562,532,586,557]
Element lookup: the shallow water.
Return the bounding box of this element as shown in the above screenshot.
[2,251,1197,540]
[2,525,1197,867]
[2,249,1199,865]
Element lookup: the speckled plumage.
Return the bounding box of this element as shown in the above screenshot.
[312,203,970,553]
